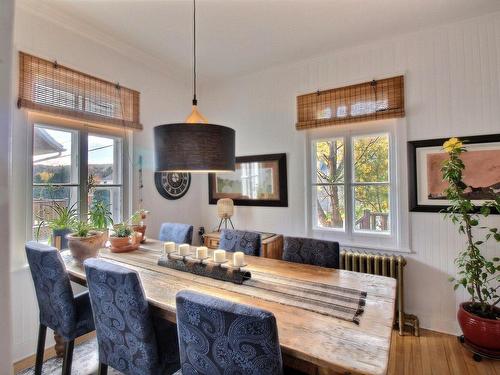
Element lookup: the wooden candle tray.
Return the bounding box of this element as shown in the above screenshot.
[157,253,251,284]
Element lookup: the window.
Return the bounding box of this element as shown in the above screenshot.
[32,121,127,242]
[310,123,404,249]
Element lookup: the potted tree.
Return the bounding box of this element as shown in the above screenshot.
[109,223,134,252]
[442,137,500,359]
[66,221,103,263]
[35,202,78,250]
[88,200,113,244]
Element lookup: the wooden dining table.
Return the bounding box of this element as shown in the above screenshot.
[62,239,396,375]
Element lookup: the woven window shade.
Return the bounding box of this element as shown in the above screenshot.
[18,52,142,130]
[296,75,404,130]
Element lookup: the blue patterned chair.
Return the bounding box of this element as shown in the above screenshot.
[84,258,179,375]
[25,241,95,375]
[176,290,283,375]
[219,229,261,256]
[159,222,194,244]
[282,236,340,268]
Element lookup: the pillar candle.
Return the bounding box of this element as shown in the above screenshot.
[178,244,191,256]
[163,242,175,255]
[233,251,245,267]
[196,246,208,259]
[213,249,226,263]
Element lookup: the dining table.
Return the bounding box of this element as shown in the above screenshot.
[62,239,396,375]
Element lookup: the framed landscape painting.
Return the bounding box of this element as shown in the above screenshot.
[208,153,288,207]
[408,134,500,213]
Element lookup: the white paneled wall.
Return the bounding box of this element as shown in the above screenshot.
[199,12,500,334]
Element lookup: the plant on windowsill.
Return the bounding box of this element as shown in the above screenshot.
[35,202,78,250]
[442,137,500,355]
[109,223,136,252]
[127,209,149,243]
[66,220,103,263]
[88,199,113,244]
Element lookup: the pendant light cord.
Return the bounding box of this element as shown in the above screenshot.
[192,0,197,106]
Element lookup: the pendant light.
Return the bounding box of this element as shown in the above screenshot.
[154,0,235,172]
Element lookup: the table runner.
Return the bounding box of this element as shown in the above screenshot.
[70,249,367,324]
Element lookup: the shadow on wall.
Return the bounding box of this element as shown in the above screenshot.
[404,257,460,334]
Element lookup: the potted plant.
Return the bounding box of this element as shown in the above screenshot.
[127,209,149,243]
[66,221,103,263]
[35,202,78,250]
[88,200,113,244]
[442,137,500,356]
[109,224,133,251]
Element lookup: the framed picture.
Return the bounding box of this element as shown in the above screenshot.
[408,134,500,213]
[208,153,288,207]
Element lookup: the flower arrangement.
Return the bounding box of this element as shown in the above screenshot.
[442,137,500,319]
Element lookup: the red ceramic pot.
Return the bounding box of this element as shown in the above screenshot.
[457,302,500,351]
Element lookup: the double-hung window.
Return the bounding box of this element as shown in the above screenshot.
[310,122,406,251]
[32,120,128,242]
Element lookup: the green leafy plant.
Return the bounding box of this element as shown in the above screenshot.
[35,202,78,241]
[442,137,500,319]
[112,224,133,238]
[73,220,93,238]
[127,209,149,226]
[88,200,113,230]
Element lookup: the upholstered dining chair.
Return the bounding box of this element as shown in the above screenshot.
[175,290,283,375]
[25,241,95,375]
[159,222,194,244]
[282,236,340,268]
[218,229,261,256]
[84,258,179,375]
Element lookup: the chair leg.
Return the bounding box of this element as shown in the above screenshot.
[34,324,47,375]
[61,339,74,375]
[98,362,108,375]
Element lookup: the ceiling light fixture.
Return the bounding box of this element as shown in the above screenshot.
[154,0,235,173]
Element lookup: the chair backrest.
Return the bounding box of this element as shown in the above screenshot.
[84,258,160,375]
[283,236,340,268]
[176,290,283,375]
[158,222,193,244]
[25,241,77,340]
[219,229,261,256]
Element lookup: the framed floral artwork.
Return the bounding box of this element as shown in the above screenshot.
[408,134,500,213]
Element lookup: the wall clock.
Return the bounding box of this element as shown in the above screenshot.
[154,172,191,200]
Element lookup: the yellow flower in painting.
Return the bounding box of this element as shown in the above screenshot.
[443,137,463,153]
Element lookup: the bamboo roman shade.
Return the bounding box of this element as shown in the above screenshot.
[18,52,142,130]
[296,75,404,130]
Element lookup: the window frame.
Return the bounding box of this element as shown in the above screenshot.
[306,119,410,253]
[27,112,131,242]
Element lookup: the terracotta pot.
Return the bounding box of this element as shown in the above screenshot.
[66,231,103,263]
[132,225,146,243]
[109,236,130,249]
[457,302,500,351]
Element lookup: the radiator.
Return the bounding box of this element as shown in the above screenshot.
[340,250,419,336]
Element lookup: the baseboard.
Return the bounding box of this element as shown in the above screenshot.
[12,331,96,374]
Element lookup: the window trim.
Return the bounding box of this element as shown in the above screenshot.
[27,112,131,241]
[306,119,410,253]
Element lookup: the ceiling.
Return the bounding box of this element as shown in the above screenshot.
[26,0,500,82]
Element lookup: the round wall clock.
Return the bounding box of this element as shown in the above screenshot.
[154,172,191,200]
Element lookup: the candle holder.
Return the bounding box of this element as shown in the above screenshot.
[158,249,251,284]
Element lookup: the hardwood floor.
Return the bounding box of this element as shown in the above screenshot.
[388,329,500,375]
[13,329,500,374]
